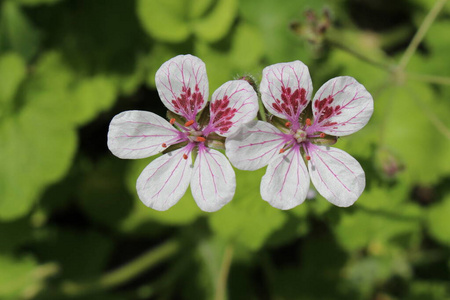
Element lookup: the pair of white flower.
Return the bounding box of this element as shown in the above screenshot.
[107,55,373,212]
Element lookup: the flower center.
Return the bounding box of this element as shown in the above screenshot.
[294,129,307,143]
[187,130,205,143]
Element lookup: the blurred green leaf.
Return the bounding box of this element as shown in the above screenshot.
[195,22,264,91]
[427,194,450,246]
[193,0,238,43]
[0,52,26,116]
[374,82,450,184]
[0,254,54,300]
[137,0,190,43]
[137,0,238,43]
[209,168,287,251]
[0,1,40,60]
[334,181,422,252]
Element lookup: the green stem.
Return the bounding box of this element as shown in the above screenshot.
[398,0,448,70]
[327,37,393,72]
[214,244,234,300]
[407,89,450,140]
[406,72,450,86]
[60,239,180,297]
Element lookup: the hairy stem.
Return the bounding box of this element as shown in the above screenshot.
[406,72,450,86]
[398,0,448,70]
[214,244,234,300]
[59,239,180,297]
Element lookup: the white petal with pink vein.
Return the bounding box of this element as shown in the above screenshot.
[225,120,286,171]
[155,55,209,120]
[311,76,373,136]
[208,80,258,137]
[190,147,236,212]
[260,61,313,122]
[260,147,310,210]
[107,110,180,159]
[136,147,193,211]
[307,144,365,207]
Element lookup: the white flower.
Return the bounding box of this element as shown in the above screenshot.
[226,61,374,209]
[108,55,258,212]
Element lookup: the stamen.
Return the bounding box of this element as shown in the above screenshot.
[305,155,311,161]
[170,118,176,125]
[162,143,167,148]
[196,136,206,142]
[183,154,188,160]
[305,118,312,126]
[184,120,195,127]
[279,148,285,154]
[285,122,291,128]
[320,133,325,138]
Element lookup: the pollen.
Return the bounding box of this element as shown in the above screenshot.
[305,155,311,161]
[184,120,195,127]
[279,148,285,153]
[170,118,175,125]
[305,118,312,126]
[285,122,291,128]
[183,154,188,160]
[320,133,325,138]
[162,143,167,148]
[196,136,206,142]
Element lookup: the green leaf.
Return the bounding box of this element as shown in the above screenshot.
[0,52,26,116]
[137,0,190,42]
[208,168,287,251]
[193,0,238,42]
[374,82,450,184]
[239,0,327,64]
[0,254,54,300]
[334,181,422,252]
[427,194,450,246]
[195,22,264,91]
[0,1,40,60]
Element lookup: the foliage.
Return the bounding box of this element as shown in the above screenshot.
[0,0,449,299]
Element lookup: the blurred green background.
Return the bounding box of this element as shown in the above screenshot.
[1,0,450,299]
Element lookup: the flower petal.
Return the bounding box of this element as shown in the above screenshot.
[307,144,365,207]
[260,61,313,122]
[155,55,209,120]
[136,146,194,211]
[225,120,288,171]
[311,76,374,136]
[107,110,181,159]
[191,146,236,212]
[207,80,258,136]
[260,146,310,210]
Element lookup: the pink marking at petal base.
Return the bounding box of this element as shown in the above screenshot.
[271,86,308,120]
[209,95,238,134]
[172,84,205,119]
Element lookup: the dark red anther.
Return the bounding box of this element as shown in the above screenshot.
[279,148,285,154]
[305,118,312,126]
[285,122,291,128]
[183,154,188,160]
[320,133,325,138]
[162,143,167,148]
[305,155,311,161]
[170,118,176,125]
